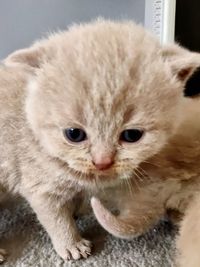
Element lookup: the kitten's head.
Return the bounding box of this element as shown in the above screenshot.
[5,20,200,187]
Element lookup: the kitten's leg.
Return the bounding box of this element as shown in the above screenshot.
[176,195,200,267]
[0,249,7,263]
[91,196,164,239]
[24,193,91,260]
[0,192,8,263]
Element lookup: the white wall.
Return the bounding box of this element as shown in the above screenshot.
[0,0,145,59]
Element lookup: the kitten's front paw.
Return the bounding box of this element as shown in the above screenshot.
[0,249,7,264]
[57,239,92,260]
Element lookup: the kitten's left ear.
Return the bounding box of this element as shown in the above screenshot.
[4,41,52,71]
[162,44,200,83]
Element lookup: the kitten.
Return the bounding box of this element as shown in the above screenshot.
[2,19,200,263]
[91,96,200,267]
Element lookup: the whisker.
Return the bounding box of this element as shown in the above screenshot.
[134,168,150,184]
[134,168,144,182]
[94,175,100,190]
[135,167,150,182]
[127,178,136,197]
[123,178,134,198]
[138,166,154,182]
[142,160,160,168]
[118,163,135,197]
[132,170,142,192]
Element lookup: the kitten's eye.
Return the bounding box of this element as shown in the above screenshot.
[120,129,144,143]
[63,128,87,143]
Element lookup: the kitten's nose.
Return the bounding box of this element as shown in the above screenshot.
[92,156,114,170]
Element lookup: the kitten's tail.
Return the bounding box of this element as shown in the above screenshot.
[91,197,140,239]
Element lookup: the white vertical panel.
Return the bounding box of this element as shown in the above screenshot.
[162,0,176,43]
[152,0,163,41]
[145,0,176,43]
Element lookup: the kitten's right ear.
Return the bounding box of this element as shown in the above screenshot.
[4,43,49,70]
[161,44,200,83]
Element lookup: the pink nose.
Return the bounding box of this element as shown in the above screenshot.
[92,157,114,170]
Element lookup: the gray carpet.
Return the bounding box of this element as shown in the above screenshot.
[0,199,177,267]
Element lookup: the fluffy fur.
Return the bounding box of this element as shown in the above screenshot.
[91,97,200,267]
[2,19,200,263]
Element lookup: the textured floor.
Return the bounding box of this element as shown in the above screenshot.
[0,199,177,267]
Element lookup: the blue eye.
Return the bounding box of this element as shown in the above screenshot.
[120,129,144,143]
[63,128,87,142]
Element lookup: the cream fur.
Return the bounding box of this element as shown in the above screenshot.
[2,19,200,263]
[91,97,200,267]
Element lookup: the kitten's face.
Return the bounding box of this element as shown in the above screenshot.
[7,21,200,186]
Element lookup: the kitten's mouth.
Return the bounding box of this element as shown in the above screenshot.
[59,158,141,185]
[67,164,134,185]
[67,163,119,180]
[58,158,120,182]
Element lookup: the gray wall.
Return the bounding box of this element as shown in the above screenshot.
[0,0,145,59]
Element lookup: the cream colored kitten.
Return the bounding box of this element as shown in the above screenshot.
[91,96,200,267]
[2,19,200,263]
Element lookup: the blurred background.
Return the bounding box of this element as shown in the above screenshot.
[175,0,200,97]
